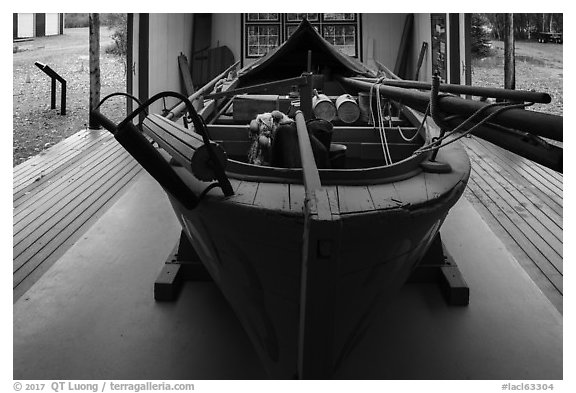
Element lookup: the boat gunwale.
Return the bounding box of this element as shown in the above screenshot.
[207,103,434,186]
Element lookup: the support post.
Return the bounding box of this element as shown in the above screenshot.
[299,73,314,120]
[154,231,212,301]
[51,78,56,109]
[408,233,469,306]
[61,80,66,115]
[89,13,101,129]
[504,13,515,90]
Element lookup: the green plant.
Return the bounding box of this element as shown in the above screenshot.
[104,14,128,75]
[471,14,494,58]
[105,14,127,57]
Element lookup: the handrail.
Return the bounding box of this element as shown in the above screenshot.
[34,61,67,115]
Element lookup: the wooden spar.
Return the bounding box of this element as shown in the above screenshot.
[165,60,240,121]
[205,75,308,100]
[178,52,195,96]
[376,61,400,80]
[337,76,563,142]
[294,111,321,195]
[414,42,428,80]
[294,110,339,379]
[443,117,562,173]
[207,98,234,125]
[350,77,552,104]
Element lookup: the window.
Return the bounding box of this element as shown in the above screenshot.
[244,13,360,58]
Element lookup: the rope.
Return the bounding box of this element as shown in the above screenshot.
[397,103,430,143]
[369,77,393,165]
[414,101,534,154]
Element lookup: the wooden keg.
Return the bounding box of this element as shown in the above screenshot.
[336,94,360,123]
[312,90,336,122]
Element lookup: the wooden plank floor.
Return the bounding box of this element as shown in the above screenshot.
[13,128,143,301]
[459,135,563,313]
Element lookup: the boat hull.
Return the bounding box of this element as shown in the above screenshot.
[164,144,468,377]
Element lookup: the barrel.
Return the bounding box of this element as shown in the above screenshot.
[312,92,336,122]
[335,94,360,123]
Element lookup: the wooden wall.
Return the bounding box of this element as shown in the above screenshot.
[361,13,408,73]
[211,14,241,63]
[412,13,433,82]
[135,13,194,115]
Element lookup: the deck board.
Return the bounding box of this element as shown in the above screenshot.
[466,137,562,212]
[337,185,375,214]
[13,129,112,195]
[460,135,563,313]
[13,130,143,301]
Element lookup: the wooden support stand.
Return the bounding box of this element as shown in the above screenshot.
[154,231,212,301]
[155,231,469,306]
[408,232,470,306]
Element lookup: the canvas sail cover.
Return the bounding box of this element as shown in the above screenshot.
[238,19,376,86]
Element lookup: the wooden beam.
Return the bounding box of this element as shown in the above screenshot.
[414,42,428,80]
[138,14,149,125]
[504,13,515,90]
[294,111,321,196]
[449,13,460,85]
[178,52,195,96]
[165,60,239,121]
[88,13,101,129]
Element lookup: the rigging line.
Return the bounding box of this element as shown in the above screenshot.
[415,101,533,154]
[376,85,393,165]
[370,82,389,165]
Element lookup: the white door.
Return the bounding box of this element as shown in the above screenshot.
[45,13,59,36]
[17,14,34,38]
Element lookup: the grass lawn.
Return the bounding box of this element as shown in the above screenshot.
[472,40,563,116]
[13,27,126,166]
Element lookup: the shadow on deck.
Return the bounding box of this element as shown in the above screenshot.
[13,128,143,301]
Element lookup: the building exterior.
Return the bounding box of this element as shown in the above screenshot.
[127,13,471,114]
[13,13,65,39]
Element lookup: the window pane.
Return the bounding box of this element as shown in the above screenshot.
[323,13,355,21]
[246,13,279,21]
[246,24,280,57]
[322,24,356,56]
[286,13,319,22]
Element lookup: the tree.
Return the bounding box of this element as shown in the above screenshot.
[471,14,493,57]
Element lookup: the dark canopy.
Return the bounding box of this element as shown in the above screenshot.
[238,19,376,86]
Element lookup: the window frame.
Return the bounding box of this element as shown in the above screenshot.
[243,13,361,60]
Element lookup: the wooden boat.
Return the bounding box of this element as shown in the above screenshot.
[93,20,474,378]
